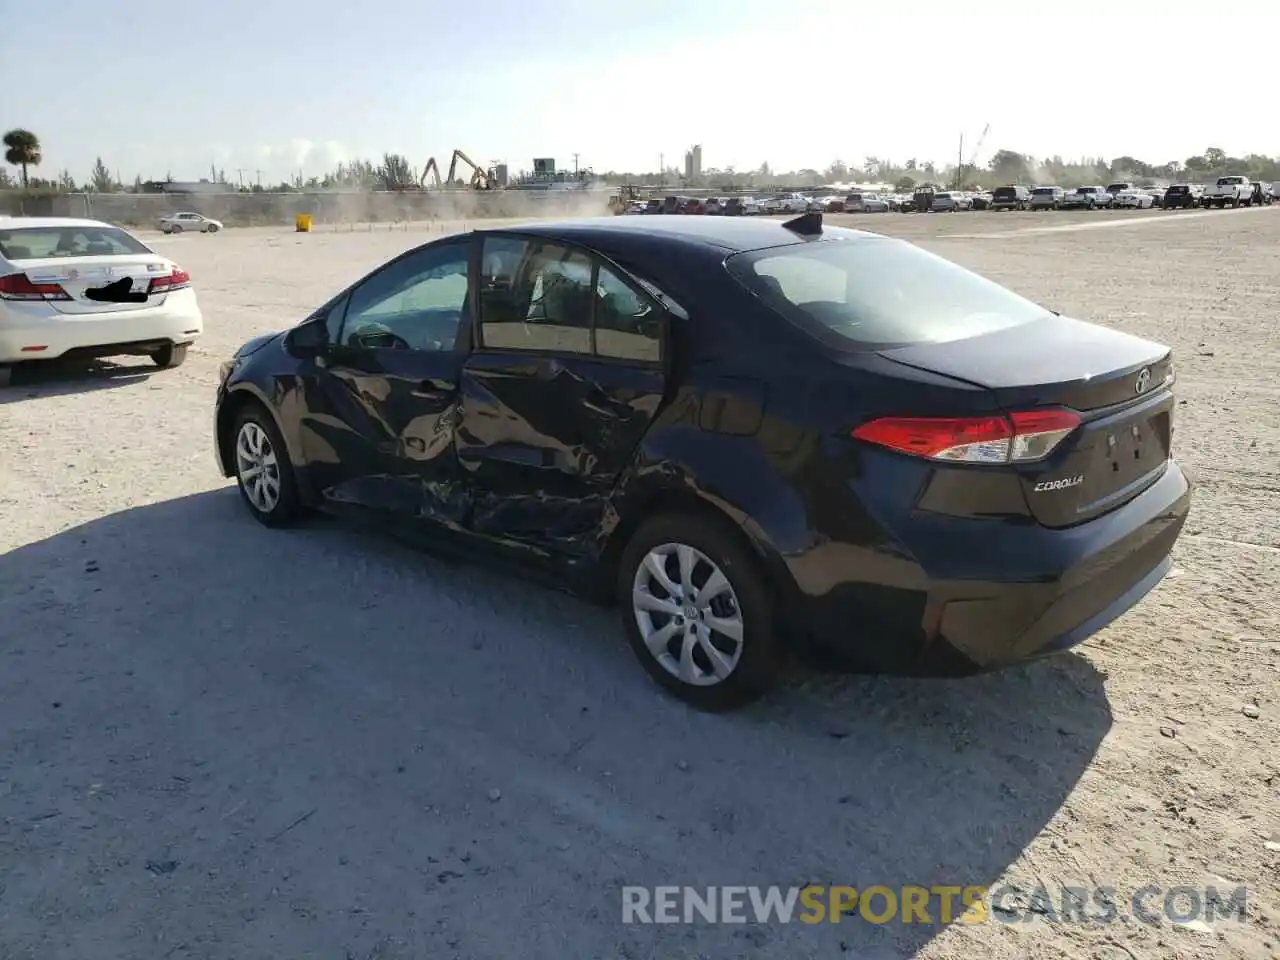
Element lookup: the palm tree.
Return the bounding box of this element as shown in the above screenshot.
[3,129,42,189]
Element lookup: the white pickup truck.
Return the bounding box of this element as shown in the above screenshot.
[1201,175,1253,208]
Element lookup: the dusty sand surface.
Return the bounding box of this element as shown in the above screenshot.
[1,207,1277,960]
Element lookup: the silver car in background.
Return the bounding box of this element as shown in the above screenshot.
[157,212,223,234]
[930,191,972,212]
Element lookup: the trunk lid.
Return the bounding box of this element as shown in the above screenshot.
[879,315,1175,527]
[15,254,175,314]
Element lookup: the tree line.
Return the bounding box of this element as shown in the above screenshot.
[6,127,1280,195]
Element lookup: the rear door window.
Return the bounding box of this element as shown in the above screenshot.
[480,237,594,354]
[478,236,664,363]
[727,236,1049,350]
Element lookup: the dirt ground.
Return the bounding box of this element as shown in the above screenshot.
[1,207,1277,960]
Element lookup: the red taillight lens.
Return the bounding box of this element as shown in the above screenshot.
[147,267,191,295]
[0,272,72,301]
[852,410,1081,464]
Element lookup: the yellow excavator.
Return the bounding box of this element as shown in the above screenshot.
[608,184,641,215]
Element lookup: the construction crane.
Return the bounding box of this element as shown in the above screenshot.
[419,157,442,188]
[419,150,498,190]
[447,149,495,190]
[955,122,990,189]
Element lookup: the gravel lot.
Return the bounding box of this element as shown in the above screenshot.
[1,207,1277,960]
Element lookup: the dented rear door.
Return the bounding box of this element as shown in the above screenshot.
[456,234,668,555]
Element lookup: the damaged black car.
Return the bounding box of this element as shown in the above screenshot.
[214,214,1192,710]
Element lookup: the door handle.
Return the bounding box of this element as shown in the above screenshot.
[411,382,452,401]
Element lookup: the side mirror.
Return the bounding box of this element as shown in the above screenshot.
[286,319,328,358]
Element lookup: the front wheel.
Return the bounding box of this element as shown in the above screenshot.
[206,223,220,233]
[232,407,304,527]
[618,512,782,711]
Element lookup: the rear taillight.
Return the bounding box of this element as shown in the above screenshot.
[148,267,191,295]
[0,272,72,301]
[851,410,1081,464]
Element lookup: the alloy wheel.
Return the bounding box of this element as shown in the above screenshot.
[235,421,281,514]
[631,542,744,686]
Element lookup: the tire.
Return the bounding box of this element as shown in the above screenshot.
[206,223,220,233]
[0,364,12,388]
[231,405,304,527]
[151,342,188,368]
[618,511,782,711]
[171,224,183,233]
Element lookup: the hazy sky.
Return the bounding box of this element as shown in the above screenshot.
[2,0,1272,184]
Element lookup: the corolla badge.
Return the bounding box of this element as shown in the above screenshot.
[1134,367,1152,394]
[1033,475,1085,492]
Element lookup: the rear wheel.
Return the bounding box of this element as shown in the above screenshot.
[0,364,12,388]
[152,342,188,368]
[232,407,304,527]
[618,512,782,711]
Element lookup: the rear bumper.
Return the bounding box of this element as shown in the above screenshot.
[0,292,203,363]
[785,460,1192,676]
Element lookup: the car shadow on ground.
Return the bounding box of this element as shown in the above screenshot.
[0,358,157,403]
[0,490,1112,960]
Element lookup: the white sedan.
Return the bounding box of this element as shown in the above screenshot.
[158,211,223,233]
[0,217,203,386]
[1113,188,1156,209]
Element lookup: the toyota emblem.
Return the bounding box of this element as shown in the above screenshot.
[1134,367,1152,394]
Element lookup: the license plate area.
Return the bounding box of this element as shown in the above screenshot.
[84,275,149,302]
[1102,411,1170,485]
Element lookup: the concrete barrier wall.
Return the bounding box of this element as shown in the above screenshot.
[1,190,614,226]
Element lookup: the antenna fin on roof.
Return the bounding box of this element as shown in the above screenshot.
[782,211,822,236]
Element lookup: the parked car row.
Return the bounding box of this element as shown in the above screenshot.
[624,178,1278,217]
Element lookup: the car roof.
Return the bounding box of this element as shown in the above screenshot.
[482,215,879,254]
[0,216,120,230]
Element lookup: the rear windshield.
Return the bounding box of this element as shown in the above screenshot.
[0,225,152,261]
[1167,186,1188,194]
[1032,187,1055,195]
[1217,176,1244,185]
[993,187,1017,199]
[726,237,1048,351]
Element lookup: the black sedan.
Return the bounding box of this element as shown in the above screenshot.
[214,213,1192,710]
